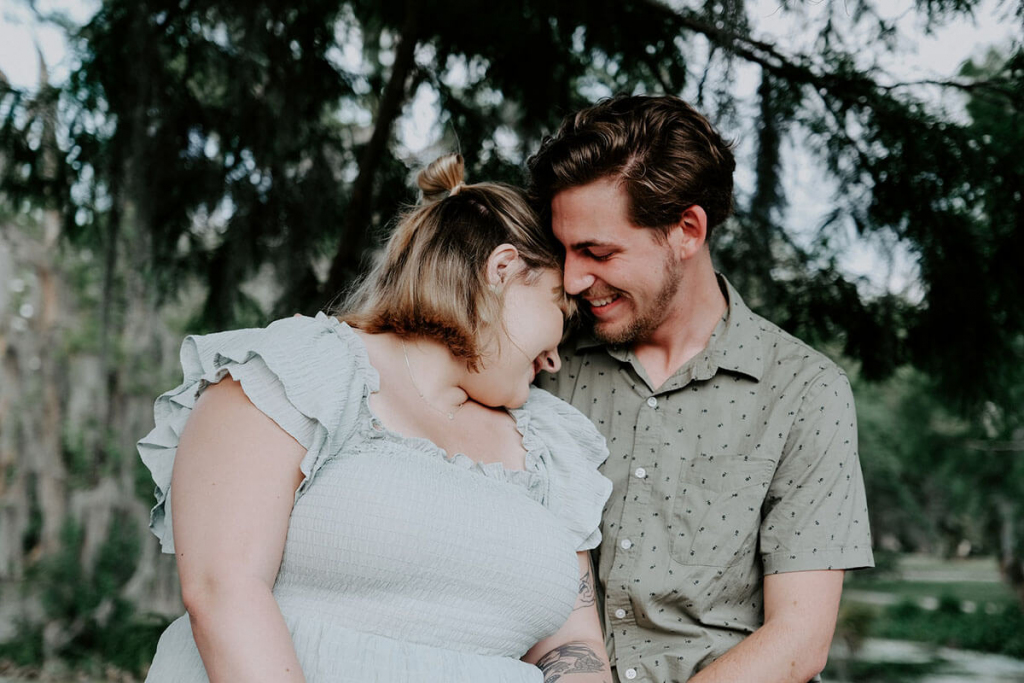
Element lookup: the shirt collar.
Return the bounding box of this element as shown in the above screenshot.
[707,275,764,382]
[572,274,764,382]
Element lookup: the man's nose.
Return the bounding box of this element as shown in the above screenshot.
[563,254,595,295]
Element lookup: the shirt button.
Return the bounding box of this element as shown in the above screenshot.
[620,538,633,550]
[614,608,627,618]
[625,668,638,680]
[634,467,647,479]
[646,396,658,408]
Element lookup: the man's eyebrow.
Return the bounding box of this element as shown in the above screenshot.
[570,240,617,251]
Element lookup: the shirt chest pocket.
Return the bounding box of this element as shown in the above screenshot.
[669,454,775,567]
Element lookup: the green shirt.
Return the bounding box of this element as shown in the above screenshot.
[536,276,873,683]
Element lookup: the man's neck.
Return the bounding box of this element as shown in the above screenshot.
[631,261,727,391]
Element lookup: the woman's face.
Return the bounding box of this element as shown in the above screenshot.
[466,268,565,409]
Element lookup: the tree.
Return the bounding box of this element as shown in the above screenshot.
[956,47,1024,602]
[1,0,1023,667]
[6,0,1018,398]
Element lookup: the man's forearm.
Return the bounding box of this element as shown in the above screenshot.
[686,616,829,683]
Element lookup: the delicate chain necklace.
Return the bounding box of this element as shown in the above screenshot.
[401,339,467,421]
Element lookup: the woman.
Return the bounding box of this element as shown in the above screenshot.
[139,153,614,682]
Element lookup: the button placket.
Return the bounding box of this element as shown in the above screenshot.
[607,386,663,683]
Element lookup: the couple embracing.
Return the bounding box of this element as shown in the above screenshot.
[139,95,873,683]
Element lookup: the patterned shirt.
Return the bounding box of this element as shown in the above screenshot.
[537,275,873,683]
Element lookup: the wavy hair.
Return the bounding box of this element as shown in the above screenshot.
[528,95,736,239]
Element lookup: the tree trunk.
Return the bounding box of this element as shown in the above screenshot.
[324,0,419,298]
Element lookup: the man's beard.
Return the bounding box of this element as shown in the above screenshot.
[591,260,683,346]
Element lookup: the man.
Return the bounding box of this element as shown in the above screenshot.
[529,95,873,683]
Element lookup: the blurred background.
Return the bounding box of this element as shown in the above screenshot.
[0,0,1022,681]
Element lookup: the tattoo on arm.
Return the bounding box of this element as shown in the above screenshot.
[573,567,596,611]
[536,642,609,682]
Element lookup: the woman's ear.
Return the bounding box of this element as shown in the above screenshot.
[485,243,522,290]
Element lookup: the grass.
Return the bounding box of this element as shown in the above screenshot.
[874,598,1024,658]
[822,658,944,683]
[847,578,1016,606]
[835,554,1024,662]
[844,552,1017,607]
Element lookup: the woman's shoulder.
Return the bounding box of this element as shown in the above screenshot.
[176,313,380,406]
[139,313,373,554]
[184,311,356,347]
[522,386,603,443]
[521,387,612,551]
[171,313,379,473]
[182,313,370,379]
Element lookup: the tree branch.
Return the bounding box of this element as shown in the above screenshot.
[877,77,1021,100]
[639,0,1020,111]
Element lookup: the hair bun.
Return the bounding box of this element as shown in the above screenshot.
[417,153,466,203]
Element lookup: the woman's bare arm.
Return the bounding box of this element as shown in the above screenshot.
[171,378,307,682]
[523,552,612,683]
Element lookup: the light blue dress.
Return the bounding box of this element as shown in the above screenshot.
[138,313,612,683]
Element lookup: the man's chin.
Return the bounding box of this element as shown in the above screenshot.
[592,319,636,346]
[592,307,666,347]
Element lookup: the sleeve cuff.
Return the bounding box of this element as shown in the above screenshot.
[762,545,875,574]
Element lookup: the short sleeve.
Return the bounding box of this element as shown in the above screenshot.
[136,313,370,554]
[524,387,613,551]
[760,369,874,574]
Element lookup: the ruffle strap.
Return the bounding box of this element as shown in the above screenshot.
[523,388,612,551]
[137,313,367,554]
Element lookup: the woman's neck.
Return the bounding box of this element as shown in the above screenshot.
[390,334,471,415]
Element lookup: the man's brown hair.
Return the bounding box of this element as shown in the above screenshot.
[528,95,736,239]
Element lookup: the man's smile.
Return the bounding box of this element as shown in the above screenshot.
[584,291,624,316]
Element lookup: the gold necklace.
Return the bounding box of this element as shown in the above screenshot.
[401,339,466,421]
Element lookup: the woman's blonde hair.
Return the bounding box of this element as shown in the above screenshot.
[336,153,569,368]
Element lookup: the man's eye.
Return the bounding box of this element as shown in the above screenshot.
[587,251,613,261]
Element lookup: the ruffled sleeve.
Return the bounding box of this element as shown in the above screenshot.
[523,387,612,551]
[136,313,371,554]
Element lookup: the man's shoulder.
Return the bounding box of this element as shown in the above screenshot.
[743,306,849,390]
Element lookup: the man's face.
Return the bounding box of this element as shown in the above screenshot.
[551,177,683,345]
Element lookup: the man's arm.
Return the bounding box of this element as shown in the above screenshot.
[687,367,871,681]
[687,569,844,683]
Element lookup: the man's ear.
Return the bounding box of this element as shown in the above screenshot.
[485,243,523,289]
[666,205,709,260]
